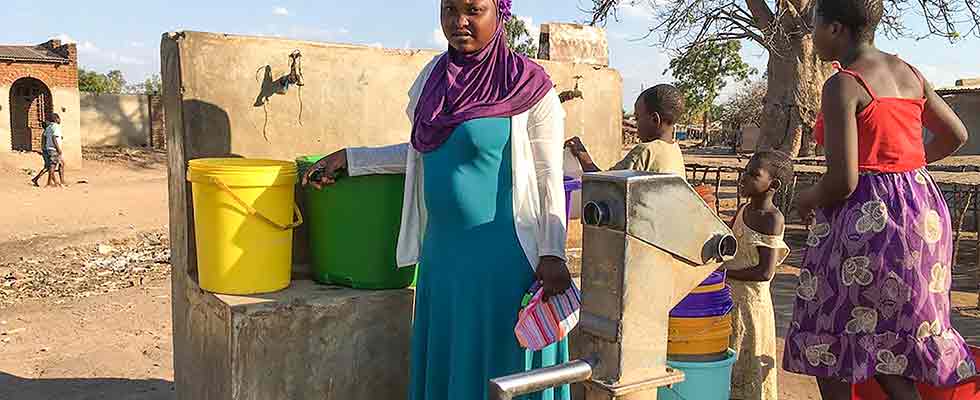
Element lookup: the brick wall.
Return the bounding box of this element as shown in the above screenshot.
[0,58,78,88]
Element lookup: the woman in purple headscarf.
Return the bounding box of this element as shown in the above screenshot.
[303,1,571,399]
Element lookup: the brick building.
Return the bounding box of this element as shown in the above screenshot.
[0,39,82,167]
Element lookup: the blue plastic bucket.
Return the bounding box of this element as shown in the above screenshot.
[658,348,737,400]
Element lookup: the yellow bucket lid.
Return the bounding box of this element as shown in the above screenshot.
[187,158,297,187]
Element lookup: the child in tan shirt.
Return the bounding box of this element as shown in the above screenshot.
[565,84,686,177]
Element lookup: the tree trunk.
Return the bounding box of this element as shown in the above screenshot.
[757,34,831,156]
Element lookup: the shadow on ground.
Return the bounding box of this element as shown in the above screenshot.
[0,373,174,400]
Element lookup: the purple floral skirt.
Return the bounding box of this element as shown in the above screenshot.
[783,168,975,386]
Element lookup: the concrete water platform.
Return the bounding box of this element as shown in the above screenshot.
[177,280,414,400]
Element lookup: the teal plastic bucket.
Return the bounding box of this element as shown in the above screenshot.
[658,349,737,400]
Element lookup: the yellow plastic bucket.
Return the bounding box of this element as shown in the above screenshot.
[187,158,302,295]
[667,313,733,355]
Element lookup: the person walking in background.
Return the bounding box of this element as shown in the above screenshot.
[783,0,973,398]
[32,113,65,187]
[724,150,794,400]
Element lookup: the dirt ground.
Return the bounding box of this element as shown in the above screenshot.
[1,147,979,399]
[0,148,174,400]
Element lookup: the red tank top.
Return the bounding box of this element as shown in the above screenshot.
[813,62,927,173]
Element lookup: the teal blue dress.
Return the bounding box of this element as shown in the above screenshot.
[410,118,570,400]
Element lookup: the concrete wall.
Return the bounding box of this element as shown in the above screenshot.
[80,93,151,147]
[51,88,82,167]
[176,279,415,400]
[539,23,609,66]
[164,32,622,168]
[946,93,980,155]
[164,30,622,400]
[0,85,83,169]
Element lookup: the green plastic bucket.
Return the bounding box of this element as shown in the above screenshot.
[297,155,416,289]
[658,348,737,400]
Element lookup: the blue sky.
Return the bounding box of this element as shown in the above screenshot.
[2,0,978,109]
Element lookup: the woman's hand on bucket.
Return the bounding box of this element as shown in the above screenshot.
[536,256,572,301]
[303,149,348,190]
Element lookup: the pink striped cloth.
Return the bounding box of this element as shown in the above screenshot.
[515,281,581,351]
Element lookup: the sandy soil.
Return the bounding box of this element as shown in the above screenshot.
[0,278,174,400]
[0,147,168,249]
[0,148,174,400]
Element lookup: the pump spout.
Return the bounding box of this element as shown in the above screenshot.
[489,355,598,400]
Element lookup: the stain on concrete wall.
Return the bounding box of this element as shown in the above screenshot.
[168,31,623,167]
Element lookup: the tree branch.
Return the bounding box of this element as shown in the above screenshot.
[587,0,621,26]
[587,0,980,59]
[745,0,776,29]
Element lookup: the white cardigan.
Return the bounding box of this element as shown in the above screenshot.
[346,54,568,271]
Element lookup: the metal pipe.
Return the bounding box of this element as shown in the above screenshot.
[489,355,599,400]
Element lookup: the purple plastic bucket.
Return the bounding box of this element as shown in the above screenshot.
[670,286,733,318]
[701,270,726,286]
[671,270,733,318]
[564,176,582,223]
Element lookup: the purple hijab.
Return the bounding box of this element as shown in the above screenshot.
[411,1,554,153]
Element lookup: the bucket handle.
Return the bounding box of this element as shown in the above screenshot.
[209,176,304,230]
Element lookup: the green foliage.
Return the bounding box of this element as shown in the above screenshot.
[505,17,538,58]
[78,69,127,94]
[78,69,162,95]
[667,41,755,120]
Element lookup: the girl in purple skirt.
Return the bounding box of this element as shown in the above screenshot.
[783,0,972,398]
